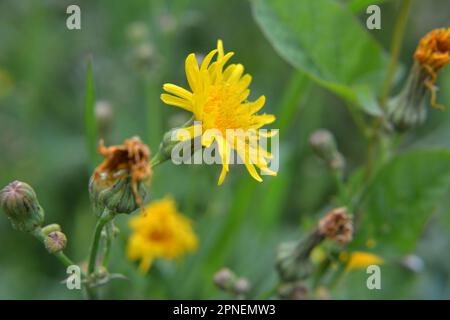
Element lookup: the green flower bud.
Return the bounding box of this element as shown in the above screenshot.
[275,231,324,282]
[44,231,67,253]
[213,268,235,291]
[309,129,345,171]
[387,62,428,132]
[0,181,44,232]
[42,223,61,235]
[89,173,147,215]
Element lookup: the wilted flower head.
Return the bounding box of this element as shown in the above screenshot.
[127,197,198,273]
[318,207,353,245]
[90,137,152,214]
[388,28,450,131]
[0,181,44,232]
[161,39,276,185]
[414,27,450,108]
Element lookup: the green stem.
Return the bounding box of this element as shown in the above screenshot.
[88,208,114,275]
[31,229,81,271]
[333,171,350,206]
[150,152,165,168]
[380,0,412,108]
[102,223,113,267]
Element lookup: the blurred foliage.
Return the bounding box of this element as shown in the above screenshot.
[0,0,449,299]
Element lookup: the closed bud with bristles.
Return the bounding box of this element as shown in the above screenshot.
[318,207,353,245]
[0,181,44,233]
[44,231,67,253]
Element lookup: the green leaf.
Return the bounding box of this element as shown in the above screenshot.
[84,57,98,166]
[347,0,393,13]
[252,0,389,113]
[352,150,450,254]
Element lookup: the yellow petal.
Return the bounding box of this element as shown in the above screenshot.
[227,64,244,83]
[246,96,266,114]
[216,136,230,185]
[217,39,224,60]
[236,144,263,182]
[163,83,193,101]
[160,94,192,111]
[185,53,200,92]
[201,49,218,71]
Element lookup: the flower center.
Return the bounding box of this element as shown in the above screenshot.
[201,84,248,132]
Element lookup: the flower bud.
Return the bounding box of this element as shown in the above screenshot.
[0,181,44,232]
[387,62,428,131]
[213,267,235,291]
[95,100,113,135]
[234,278,250,296]
[275,232,322,282]
[42,223,61,235]
[44,231,67,253]
[126,21,149,44]
[309,129,345,171]
[89,174,147,215]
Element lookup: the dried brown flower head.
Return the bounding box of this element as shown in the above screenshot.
[318,207,353,245]
[93,136,152,206]
[414,28,450,109]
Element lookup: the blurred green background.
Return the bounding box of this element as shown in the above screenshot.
[0,0,449,299]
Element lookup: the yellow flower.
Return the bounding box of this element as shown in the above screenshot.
[340,251,384,272]
[414,28,450,109]
[161,39,276,185]
[127,197,198,273]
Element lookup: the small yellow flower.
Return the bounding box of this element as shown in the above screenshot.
[414,28,450,109]
[340,251,384,272]
[127,197,198,273]
[161,39,276,185]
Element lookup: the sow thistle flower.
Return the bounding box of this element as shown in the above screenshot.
[161,39,276,184]
[89,137,152,215]
[388,28,450,131]
[127,197,198,273]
